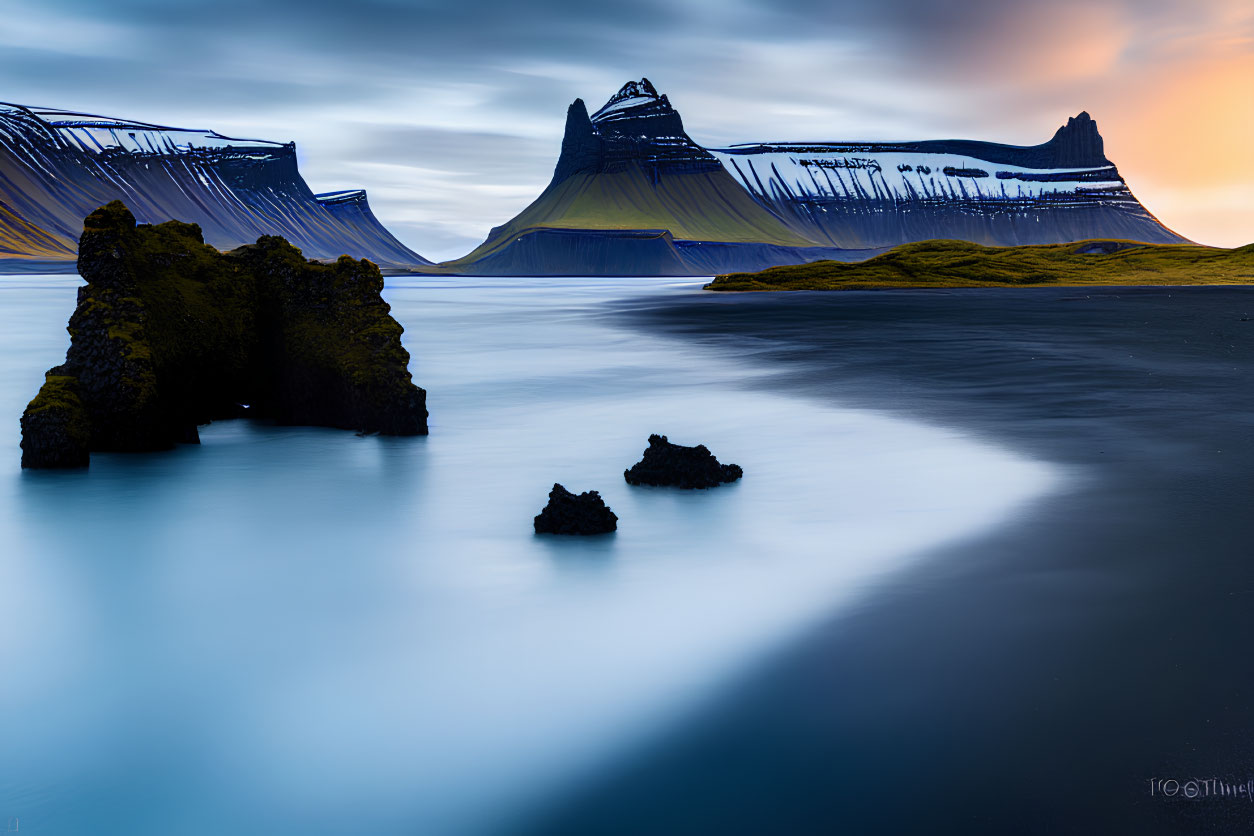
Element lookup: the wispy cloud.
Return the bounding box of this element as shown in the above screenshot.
[0,0,1249,255]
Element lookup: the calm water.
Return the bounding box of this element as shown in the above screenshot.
[530,286,1254,835]
[0,276,1056,835]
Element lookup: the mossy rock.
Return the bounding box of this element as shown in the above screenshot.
[20,374,91,468]
[20,201,428,469]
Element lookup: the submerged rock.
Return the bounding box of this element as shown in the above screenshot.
[20,201,427,469]
[624,434,742,489]
[533,483,618,535]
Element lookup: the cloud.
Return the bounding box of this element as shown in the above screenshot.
[0,0,1249,251]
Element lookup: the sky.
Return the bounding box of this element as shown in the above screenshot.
[0,0,1250,260]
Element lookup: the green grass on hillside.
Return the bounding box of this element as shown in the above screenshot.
[0,201,75,260]
[440,161,814,270]
[705,239,1254,292]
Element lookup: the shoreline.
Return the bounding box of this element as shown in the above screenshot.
[0,275,1061,836]
[704,280,1254,292]
[705,240,1254,292]
[520,285,1254,835]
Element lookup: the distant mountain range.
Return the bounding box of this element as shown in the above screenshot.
[0,102,428,271]
[0,82,1187,276]
[442,79,1187,275]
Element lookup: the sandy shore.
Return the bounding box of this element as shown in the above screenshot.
[523,286,1254,835]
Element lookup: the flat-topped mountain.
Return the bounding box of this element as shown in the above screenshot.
[0,102,429,270]
[444,80,1187,275]
[711,110,1183,249]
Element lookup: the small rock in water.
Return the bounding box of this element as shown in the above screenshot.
[533,483,618,535]
[624,434,743,489]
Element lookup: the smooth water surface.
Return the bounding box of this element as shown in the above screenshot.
[0,275,1056,835]
[530,286,1254,835]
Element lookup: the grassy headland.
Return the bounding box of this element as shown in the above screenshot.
[706,239,1254,291]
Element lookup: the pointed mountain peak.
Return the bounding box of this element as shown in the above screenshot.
[551,79,717,183]
[554,97,602,181]
[569,97,591,122]
[608,78,659,104]
[1049,111,1107,166]
[591,78,671,122]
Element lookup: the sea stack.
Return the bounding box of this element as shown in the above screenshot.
[19,201,427,468]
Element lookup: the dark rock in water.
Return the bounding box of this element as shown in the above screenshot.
[19,201,427,469]
[534,483,618,535]
[19,374,91,468]
[624,434,743,489]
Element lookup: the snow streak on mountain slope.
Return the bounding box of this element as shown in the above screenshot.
[0,102,429,269]
[710,113,1187,248]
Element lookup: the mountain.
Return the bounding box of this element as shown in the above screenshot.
[0,200,73,262]
[445,82,1186,276]
[441,79,859,276]
[0,102,429,271]
[709,111,1187,248]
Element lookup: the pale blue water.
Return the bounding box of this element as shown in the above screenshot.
[0,276,1056,835]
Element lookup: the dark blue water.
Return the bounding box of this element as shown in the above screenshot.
[525,286,1254,836]
[0,276,1054,835]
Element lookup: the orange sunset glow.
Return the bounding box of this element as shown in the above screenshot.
[1081,19,1254,246]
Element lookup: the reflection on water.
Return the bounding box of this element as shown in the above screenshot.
[0,275,1057,835]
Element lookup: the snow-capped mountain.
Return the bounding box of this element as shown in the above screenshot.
[446,81,1186,275]
[710,112,1185,248]
[0,102,429,270]
[3,83,1184,276]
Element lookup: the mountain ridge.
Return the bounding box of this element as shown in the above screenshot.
[0,82,1191,277]
[708,108,1184,249]
[0,101,429,270]
[440,79,1185,275]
